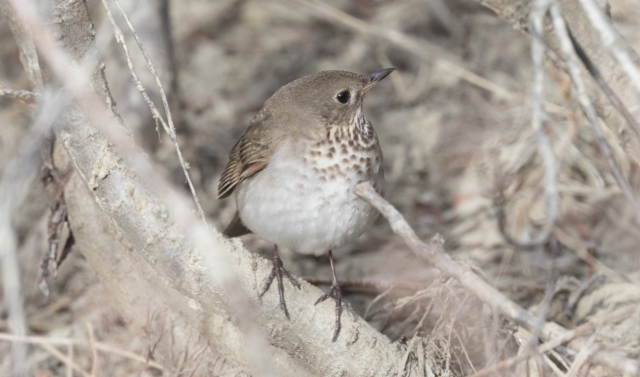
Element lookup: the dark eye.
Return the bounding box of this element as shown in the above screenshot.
[336,90,350,104]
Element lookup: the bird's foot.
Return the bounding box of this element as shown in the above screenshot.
[315,283,343,342]
[259,249,301,319]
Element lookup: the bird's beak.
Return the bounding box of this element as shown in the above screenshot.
[362,68,395,93]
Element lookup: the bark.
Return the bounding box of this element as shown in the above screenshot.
[0,0,42,91]
[476,0,640,164]
[0,0,408,375]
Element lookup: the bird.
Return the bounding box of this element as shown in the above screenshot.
[218,68,393,341]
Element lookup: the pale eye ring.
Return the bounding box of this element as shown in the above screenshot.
[336,90,351,104]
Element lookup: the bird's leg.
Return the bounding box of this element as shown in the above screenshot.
[259,244,301,319]
[314,250,343,342]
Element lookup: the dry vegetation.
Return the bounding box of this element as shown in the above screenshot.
[1,0,640,375]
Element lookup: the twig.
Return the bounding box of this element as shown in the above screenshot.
[567,29,640,141]
[86,323,98,376]
[354,181,640,376]
[66,342,73,377]
[356,182,540,328]
[467,299,637,377]
[38,341,91,377]
[0,0,43,90]
[158,0,178,99]
[576,0,640,97]
[397,334,418,377]
[100,0,207,224]
[417,339,425,377]
[524,0,559,247]
[364,286,394,320]
[541,305,635,358]
[548,3,640,226]
[158,0,185,133]
[98,0,169,137]
[549,122,604,188]
[0,87,40,104]
[565,335,597,377]
[552,226,623,280]
[493,9,563,249]
[493,188,543,250]
[0,332,166,371]
[453,329,476,374]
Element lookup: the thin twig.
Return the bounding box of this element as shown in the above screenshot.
[549,122,604,188]
[567,29,640,141]
[397,334,418,377]
[98,0,170,137]
[417,339,425,377]
[364,286,394,320]
[354,181,640,376]
[100,0,207,223]
[38,341,91,377]
[576,0,640,96]
[453,329,476,374]
[66,342,73,377]
[493,12,562,248]
[356,181,541,329]
[549,4,640,226]
[565,335,597,377]
[0,0,43,90]
[468,302,632,377]
[0,332,166,371]
[552,226,623,280]
[524,0,559,247]
[86,323,98,377]
[158,0,185,133]
[158,0,179,100]
[0,87,40,104]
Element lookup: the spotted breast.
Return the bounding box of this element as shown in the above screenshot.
[235,111,384,255]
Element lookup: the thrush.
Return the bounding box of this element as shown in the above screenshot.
[218,68,393,341]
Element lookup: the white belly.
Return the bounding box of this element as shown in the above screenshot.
[236,141,383,255]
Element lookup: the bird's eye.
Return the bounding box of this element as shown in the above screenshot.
[336,90,351,104]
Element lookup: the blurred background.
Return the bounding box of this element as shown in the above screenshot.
[2,0,640,375]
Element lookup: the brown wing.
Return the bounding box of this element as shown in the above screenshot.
[217,112,273,199]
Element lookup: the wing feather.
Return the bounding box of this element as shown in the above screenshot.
[217,112,273,199]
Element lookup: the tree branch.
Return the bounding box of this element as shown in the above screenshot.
[354,181,640,376]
